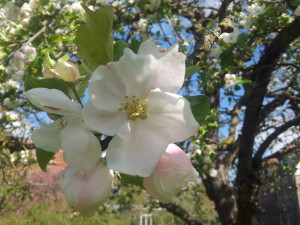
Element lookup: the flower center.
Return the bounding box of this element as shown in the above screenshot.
[57,118,68,129]
[121,96,148,121]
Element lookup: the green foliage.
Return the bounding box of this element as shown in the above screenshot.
[76,6,114,70]
[120,173,144,188]
[185,95,210,124]
[220,49,234,70]
[185,62,199,78]
[113,40,129,61]
[128,39,141,54]
[35,148,55,172]
[24,77,71,97]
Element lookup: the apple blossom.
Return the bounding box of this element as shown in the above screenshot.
[247,3,266,16]
[295,5,300,16]
[43,62,80,82]
[26,88,101,172]
[59,162,113,215]
[143,144,199,203]
[83,41,199,177]
[219,27,239,44]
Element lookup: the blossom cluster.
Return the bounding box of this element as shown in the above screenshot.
[224,73,236,88]
[25,42,199,214]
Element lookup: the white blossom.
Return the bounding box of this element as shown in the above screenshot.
[247,3,266,16]
[82,41,199,177]
[26,88,102,172]
[219,28,239,44]
[295,6,300,16]
[59,162,113,215]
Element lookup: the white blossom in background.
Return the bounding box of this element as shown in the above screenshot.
[210,44,222,58]
[26,88,102,173]
[5,111,19,120]
[239,12,253,30]
[143,144,199,203]
[97,0,109,5]
[137,18,148,32]
[209,168,218,177]
[219,27,239,44]
[112,1,122,7]
[247,3,266,16]
[83,41,199,177]
[224,73,236,88]
[0,79,20,94]
[294,5,300,16]
[59,162,113,215]
[71,2,83,13]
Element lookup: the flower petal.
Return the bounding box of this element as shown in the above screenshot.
[137,41,186,94]
[26,88,82,118]
[59,162,113,215]
[82,101,126,136]
[148,90,199,142]
[32,122,61,153]
[106,120,169,177]
[89,65,126,112]
[60,119,102,172]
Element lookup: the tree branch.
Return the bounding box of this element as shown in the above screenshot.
[159,202,202,225]
[188,2,234,63]
[253,115,300,168]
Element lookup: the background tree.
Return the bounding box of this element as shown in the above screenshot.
[1,1,300,225]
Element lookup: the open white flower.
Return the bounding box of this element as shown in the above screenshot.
[219,27,239,44]
[26,88,101,172]
[59,162,113,215]
[83,41,199,177]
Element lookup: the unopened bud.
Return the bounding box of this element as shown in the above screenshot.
[43,62,80,82]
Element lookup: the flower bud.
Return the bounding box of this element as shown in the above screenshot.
[43,62,80,82]
[14,52,25,61]
[143,144,199,203]
[59,162,113,215]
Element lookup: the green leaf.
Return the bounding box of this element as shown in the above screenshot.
[185,62,199,78]
[220,49,234,70]
[24,77,71,98]
[120,173,144,188]
[76,6,114,70]
[57,54,70,62]
[43,53,56,69]
[77,65,91,98]
[128,39,141,54]
[113,40,129,61]
[184,95,210,124]
[36,148,55,172]
[290,0,300,7]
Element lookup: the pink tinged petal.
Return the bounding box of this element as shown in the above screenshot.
[137,42,186,94]
[89,65,126,112]
[82,101,126,136]
[60,119,102,172]
[25,88,82,118]
[143,144,199,203]
[31,122,61,153]
[148,90,199,143]
[59,162,113,215]
[106,120,169,177]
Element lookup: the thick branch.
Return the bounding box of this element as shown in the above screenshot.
[188,3,234,63]
[253,115,300,168]
[159,202,202,225]
[258,91,295,125]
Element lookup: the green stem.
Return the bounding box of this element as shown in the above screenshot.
[68,83,83,107]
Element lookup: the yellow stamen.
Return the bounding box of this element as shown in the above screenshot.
[121,96,148,120]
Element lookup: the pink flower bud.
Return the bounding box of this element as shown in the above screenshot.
[143,144,199,203]
[59,162,113,215]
